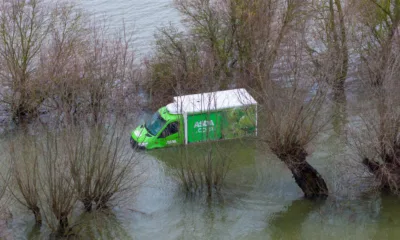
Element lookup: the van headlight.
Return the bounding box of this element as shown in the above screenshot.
[134,129,142,137]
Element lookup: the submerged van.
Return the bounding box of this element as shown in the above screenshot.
[130,88,257,150]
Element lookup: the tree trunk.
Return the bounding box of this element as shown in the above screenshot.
[31,206,42,225]
[12,103,29,125]
[287,161,329,199]
[83,199,92,212]
[279,150,328,199]
[95,193,112,210]
[57,215,69,236]
[363,157,400,193]
[332,84,347,135]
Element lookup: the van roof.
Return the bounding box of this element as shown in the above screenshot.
[166,88,257,114]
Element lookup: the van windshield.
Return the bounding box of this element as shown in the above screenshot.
[145,112,166,136]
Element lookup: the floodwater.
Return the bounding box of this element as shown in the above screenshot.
[79,0,181,57]
[2,1,400,239]
[5,115,400,239]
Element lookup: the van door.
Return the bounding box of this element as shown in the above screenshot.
[157,121,181,147]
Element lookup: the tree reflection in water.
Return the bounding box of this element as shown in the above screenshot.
[269,199,322,239]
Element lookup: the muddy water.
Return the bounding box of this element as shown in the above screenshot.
[118,132,398,240]
[3,115,400,239]
[117,133,400,240]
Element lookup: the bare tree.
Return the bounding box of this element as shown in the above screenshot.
[174,0,235,89]
[82,20,136,125]
[8,135,42,225]
[258,83,330,198]
[351,55,400,193]
[255,26,330,198]
[350,0,400,194]
[39,6,137,126]
[66,120,141,212]
[171,141,232,198]
[37,131,78,236]
[0,0,51,124]
[145,0,303,107]
[305,0,349,134]
[145,25,220,108]
[306,0,349,95]
[38,1,88,126]
[226,0,304,92]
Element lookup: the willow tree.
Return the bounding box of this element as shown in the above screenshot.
[175,0,235,89]
[256,36,330,199]
[225,0,302,92]
[351,0,400,194]
[145,25,205,108]
[38,2,87,126]
[82,21,136,125]
[306,0,348,95]
[144,0,236,109]
[224,0,330,198]
[305,0,349,134]
[0,0,50,124]
[146,0,303,106]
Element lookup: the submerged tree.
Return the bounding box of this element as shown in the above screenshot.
[257,80,329,199]
[305,0,349,134]
[0,0,138,127]
[38,1,88,126]
[174,0,236,89]
[306,0,349,97]
[254,22,330,198]
[145,24,219,108]
[67,121,140,212]
[0,0,51,124]
[8,136,42,225]
[351,0,400,194]
[145,0,304,106]
[226,0,302,91]
[40,4,137,126]
[38,131,78,236]
[171,143,232,198]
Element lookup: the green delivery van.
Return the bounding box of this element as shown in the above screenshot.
[130,88,257,150]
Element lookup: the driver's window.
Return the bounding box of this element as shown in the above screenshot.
[159,122,179,138]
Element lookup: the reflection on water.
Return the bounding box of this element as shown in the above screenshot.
[374,195,400,239]
[269,199,318,239]
[24,210,131,240]
[74,210,131,240]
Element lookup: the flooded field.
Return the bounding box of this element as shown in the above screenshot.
[1,118,399,239]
